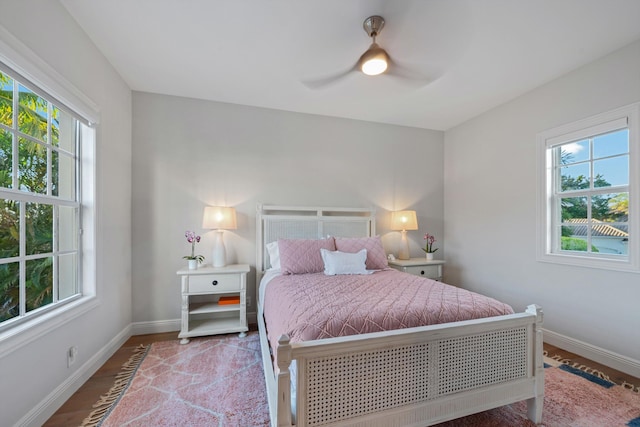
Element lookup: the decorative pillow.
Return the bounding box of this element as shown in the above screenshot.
[278,237,336,274]
[320,249,370,275]
[334,236,389,270]
[266,241,280,270]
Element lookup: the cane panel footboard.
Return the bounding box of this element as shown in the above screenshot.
[270,306,543,427]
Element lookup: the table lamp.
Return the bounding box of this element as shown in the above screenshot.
[202,206,237,267]
[391,210,418,260]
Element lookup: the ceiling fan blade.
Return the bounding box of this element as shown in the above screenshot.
[302,63,359,89]
[386,57,440,87]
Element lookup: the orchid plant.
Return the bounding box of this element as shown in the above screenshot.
[422,233,438,254]
[183,230,205,263]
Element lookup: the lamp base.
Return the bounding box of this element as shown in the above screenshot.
[212,230,227,268]
[398,230,410,260]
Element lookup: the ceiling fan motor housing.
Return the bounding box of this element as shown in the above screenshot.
[363,15,385,38]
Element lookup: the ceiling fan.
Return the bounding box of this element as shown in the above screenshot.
[303,15,430,88]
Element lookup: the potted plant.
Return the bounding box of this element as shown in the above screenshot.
[183,230,205,269]
[422,233,438,260]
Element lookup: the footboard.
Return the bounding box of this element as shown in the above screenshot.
[264,305,543,427]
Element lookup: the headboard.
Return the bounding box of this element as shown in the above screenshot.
[256,204,376,289]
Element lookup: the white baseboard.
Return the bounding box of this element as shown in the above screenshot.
[17,324,132,427]
[130,318,181,335]
[543,328,640,378]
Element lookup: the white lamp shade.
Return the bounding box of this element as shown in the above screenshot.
[202,206,237,268]
[202,206,237,230]
[390,210,418,231]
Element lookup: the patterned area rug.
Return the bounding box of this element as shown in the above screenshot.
[82,332,269,426]
[82,332,640,427]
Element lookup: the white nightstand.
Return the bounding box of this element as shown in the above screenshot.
[388,258,445,281]
[176,264,250,344]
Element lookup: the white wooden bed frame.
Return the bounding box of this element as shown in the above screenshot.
[256,204,544,427]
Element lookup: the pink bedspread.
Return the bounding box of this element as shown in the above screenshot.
[263,270,514,355]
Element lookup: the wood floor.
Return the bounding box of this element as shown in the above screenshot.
[43,332,640,427]
[43,331,179,427]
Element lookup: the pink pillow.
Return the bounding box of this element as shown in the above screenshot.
[278,238,336,274]
[334,236,388,270]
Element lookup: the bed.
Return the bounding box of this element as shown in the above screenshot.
[256,204,544,427]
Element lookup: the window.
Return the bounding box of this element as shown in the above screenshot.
[537,103,639,272]
[0,65,87,331]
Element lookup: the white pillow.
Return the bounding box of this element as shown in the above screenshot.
[266,241,280,270]
[320,248,371,275]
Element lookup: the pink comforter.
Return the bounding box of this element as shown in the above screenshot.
[263,270,514,355]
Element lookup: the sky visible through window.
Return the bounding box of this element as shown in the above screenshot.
[561,129,629,188]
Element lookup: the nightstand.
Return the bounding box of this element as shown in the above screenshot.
[176,264,250,344]
[388,258,445,281]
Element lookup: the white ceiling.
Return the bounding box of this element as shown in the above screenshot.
[61,0,640,131]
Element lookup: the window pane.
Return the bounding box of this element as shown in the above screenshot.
[561,196,587,221]
[26,202,52,255]
[0,262,20,321]
[18,137,48,194]
[560,232,589,252]
[593,155,628,187]
[58,253,77,300]
[58,206,78,252]
[593,129,628,159]
[52,151,75,199]
[52,106,76,154]
[0,128,12,189]
[560,163,590,192]
[591,192,628,222]
[559,139,589,164]
[0,72,13,127]
[0,199,19,258]
[591,226,628,255]
[18,84,48,142]
[26,257,53,312]
[605,192,629,222]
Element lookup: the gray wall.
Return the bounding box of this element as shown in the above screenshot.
[131,93,445,323]
[444,40,640,363]
[0,1,132,426]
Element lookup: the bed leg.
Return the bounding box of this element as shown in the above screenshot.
[527,396,543,424]
[526,304,544,424]
[276,335,293,427]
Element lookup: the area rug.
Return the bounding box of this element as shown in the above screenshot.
[82,332,640,427]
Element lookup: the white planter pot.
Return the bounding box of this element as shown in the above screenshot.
[426,252,434,261]
[188,259,198,270]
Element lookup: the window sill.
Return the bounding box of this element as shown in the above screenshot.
[0,295,99,358]
[537,252,639,273]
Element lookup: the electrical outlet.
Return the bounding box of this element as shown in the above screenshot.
[67,346,78,368]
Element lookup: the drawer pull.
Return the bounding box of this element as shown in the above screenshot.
[420,270,425,275]
[211,280,218,286]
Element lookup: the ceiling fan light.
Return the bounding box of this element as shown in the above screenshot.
[359,43,389,76]
[362,58,387,76]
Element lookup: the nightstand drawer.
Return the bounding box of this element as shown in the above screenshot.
[404,265,440,279]
[187,274,240,293]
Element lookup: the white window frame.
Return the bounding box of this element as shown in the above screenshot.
[536,103,640,272]
[0,24,99,357]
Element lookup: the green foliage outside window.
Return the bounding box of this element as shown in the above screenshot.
[560,236,599,252]
[0,71,60,322]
